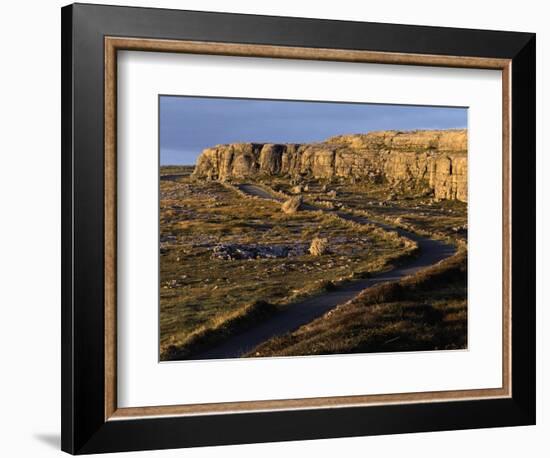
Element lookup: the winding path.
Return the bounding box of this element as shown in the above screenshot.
[190,183,455,360]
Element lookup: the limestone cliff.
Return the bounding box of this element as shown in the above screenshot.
[192,129,467,201]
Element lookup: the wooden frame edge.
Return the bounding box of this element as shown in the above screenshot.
[502,61,512,403]
[106,36,510,69]
[104,36,512,421]
[105,38,117,420]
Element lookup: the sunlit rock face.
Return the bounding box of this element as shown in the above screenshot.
[193,129,468,202]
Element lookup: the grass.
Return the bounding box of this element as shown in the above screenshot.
[247,248,467,357]
[159,170,417,360]
[160,165,195,177]
[162,300,277,361]
[264,176,467,241]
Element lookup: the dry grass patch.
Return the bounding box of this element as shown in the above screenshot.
[248,248,467,357]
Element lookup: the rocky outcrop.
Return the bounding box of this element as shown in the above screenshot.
[193,130,467,201]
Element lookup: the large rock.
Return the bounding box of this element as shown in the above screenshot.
[281,195,303,214]
[192,130,468,201]
[309,237,329,256]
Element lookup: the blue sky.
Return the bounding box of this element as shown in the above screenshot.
[160,96,467,165]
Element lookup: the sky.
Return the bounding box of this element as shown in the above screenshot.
[160,96,467,165]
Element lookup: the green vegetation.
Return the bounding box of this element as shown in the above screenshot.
[248,248,467,357]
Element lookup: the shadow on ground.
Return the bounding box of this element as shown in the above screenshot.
[34,433,60,449]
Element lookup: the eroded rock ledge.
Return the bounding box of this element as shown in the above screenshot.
[192,129,467,201]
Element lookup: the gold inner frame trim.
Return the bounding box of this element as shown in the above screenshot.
[104,36,512,421]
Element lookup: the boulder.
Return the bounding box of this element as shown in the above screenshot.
[281,195,303,214]
[309,237,329,256]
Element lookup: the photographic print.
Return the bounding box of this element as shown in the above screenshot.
[159,96,468,361]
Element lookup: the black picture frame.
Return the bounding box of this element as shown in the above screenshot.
[61,3,536,454]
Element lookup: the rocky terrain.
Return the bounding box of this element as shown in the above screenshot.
[192,129,467,202]
[160,161,467,360]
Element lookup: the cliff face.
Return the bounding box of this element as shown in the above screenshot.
[193,129,467,201]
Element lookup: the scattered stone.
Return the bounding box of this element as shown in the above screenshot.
[211,243,307,261]
[162,279,180,289]
[317,200,335,209]
[452,224,468,233]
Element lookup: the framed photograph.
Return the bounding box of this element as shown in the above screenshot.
[61,3,536,454]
